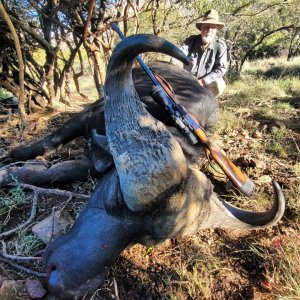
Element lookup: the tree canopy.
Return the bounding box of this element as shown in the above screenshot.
[0,0,299,122]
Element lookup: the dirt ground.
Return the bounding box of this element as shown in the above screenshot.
[0,93,299,300]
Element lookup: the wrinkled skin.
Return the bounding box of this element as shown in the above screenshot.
[42,35,286,299]
[3,61,214,188]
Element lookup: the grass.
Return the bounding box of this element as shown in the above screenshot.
[293,163,300,177]
[1,56,300,299]
[213,110,238,133]
[212,56,300,299]
[0,178,26,217]
[286,181,300,212]
[12,230,42,256]
[260,235,300,300]
[0,88,8,98]
[225,56,300,110]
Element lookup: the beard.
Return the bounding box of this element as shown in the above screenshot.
[201,34,215,45]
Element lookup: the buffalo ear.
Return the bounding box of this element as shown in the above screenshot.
[91,129,113,173]
[92,129,110,152]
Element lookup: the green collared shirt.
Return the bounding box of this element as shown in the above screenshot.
[179,35,227,85]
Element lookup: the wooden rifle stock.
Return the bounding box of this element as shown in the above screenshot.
[194,128,254,196]
[111,22,255,197]
[153,74,255,197]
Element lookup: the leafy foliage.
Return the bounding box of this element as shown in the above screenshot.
[0,0,299,112]
[0,178,26,216]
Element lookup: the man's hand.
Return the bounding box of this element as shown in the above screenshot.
[198,79,206,86]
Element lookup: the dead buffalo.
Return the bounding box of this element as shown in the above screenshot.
[5,34,284,299]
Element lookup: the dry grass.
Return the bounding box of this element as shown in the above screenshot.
[0,56,300,299]
[216,56,300,299]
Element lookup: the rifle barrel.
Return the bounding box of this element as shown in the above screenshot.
[111,22,159,86]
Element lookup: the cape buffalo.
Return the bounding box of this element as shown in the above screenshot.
[6,34,285,299]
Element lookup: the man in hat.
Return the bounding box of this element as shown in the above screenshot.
[172,9,228,98]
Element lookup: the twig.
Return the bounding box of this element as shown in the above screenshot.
[0,255,47,277]
[1,240,41,261]
[113,277,119,300]
[0,191,38,238]
[8,182,89,200]
[290,134,300,153]
[0,160,48,171]
[58,195,73,212]
[49,207,56,244]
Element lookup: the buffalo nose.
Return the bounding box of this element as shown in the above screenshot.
[48,268,65,295]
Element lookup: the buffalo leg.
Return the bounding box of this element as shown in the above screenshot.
[0,157,97,187]
[8,100,105,161]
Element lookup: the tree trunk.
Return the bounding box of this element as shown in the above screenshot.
[40,1,59,108]
[63,70,72,106]
[45,53,59,108]
[0,1,26,127]
[85,42,106,98]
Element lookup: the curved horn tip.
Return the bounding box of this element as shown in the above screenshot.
[272,179,281,194]
[110,34,190,67]
[272,179,285,214]
[218,178,286,229]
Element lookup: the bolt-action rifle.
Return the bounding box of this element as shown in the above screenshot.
[111,23,255,197]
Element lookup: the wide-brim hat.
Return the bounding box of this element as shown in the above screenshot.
[196,9,224,30]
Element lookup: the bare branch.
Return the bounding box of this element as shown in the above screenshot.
[0,255,47,277]
[233,2,291,17]
[8,14,54,54]
[0,2,26,126]
[83,0,96,42]
[1,240,42,261]
[27,0,77,36]
[0,191,38,238]
[8,183,89,200]
[240,25,294,70]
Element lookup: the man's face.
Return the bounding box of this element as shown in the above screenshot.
[200,24,218,45]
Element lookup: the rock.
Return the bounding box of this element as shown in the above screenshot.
[271,120,286,134]
[32,211,74,244]
[275,120,286,129]
[0,280,29,300]
[258,175,272,185]
[250,158,266,169]
[0,276,7,288]
[25,279,47,299]
[236,107,251,117]
[271,126,279,134]
[253,130,263,138]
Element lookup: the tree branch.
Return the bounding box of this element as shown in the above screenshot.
[0,2,26,126]
[240,25,294,70]
[1,241,42,261]
[0,191,38,238]
[83,0,96,42]
[8,14,54,54]
[0,256,47,277]
[8,183,89,200]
